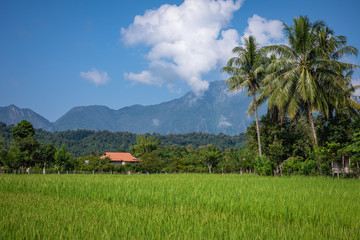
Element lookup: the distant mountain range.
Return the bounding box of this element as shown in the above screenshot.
[0,80,264,135]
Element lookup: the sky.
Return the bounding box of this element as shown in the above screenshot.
[1,0,359,122]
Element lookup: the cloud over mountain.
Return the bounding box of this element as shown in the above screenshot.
[121,0,286,95]
[121,0,243,94]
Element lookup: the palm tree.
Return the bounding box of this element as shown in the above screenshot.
[263,16,358,146]
[315,27,359,115]
[222,36,269,157]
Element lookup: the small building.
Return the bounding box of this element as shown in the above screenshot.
[101,152,141,166]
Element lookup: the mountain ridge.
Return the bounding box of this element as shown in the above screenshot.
[0,80,261,135]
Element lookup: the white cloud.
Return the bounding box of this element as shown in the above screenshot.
[80,69,110,86]
[243,14,284,45]
[218,115,232,127]
[121,0,243,95]
[124,71,162,85]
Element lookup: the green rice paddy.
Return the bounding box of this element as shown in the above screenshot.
[1,174,359,239]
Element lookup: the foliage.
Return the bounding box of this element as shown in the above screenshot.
[263,16,358,146]
[346,131,360,169]
[11,120,35,140]
[254,155,273,176]
[131,135,161,158]
[198,145,223,173]
[222,35,270,157]
[54,145,73,171]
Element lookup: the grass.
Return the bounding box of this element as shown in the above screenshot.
[1,174,359,239]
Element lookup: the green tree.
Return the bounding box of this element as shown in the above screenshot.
[130,135,161,157]
[199,145,223,173]
[11,120,35,140]
[0,137,6,167]
[39,143,56,174]
[11,121,41,168]
[264,16,358,146]
[54,145,73,171]
[139,152,162,173]
[5,146,23,171]
[346,131,360,171]
[222,36,269,157]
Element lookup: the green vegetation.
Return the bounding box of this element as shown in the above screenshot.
[0,122,246,157]
[222,35,270,157]
[221,15,360,175]
[1,174,359,239]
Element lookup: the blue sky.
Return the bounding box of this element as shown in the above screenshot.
[1,0,359,122]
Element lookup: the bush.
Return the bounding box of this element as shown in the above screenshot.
[282,156,303,175]
[301,159,318,175]
[254,156,273,176]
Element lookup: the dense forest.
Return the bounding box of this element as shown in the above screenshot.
[1,16,360,176]
[0,122,245,157]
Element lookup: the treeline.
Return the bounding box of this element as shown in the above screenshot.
[0,122,245,157]
[0,120,245,174]
[1,112,360,176]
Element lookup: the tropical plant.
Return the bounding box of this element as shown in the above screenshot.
[263,16,358,146]
[221,35,269,157]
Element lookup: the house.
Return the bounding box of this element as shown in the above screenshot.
[101,152,141,166]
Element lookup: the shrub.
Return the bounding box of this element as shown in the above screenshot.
[254,156,273,176]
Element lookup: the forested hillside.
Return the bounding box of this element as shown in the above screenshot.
[0,122,245,157]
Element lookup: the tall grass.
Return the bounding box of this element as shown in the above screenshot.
[1,174,359,239]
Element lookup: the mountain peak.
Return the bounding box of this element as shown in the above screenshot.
[0,105,53,131]
[0,80,263,135]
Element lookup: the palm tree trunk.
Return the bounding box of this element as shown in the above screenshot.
[252,87,262,157]
[307,102,318,146]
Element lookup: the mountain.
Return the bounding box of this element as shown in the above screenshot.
[53,81,263,135]
[1,81,264,135]
[0,105,53,131]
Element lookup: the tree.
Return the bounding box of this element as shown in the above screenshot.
[11,120,41,168]
[39,144,56,174]
[54,144,73,171]
[199,145,223,173]
[0,137,6,167]
[222,36,269,157]
[11,120,35,140]
[264,16,358,146]
[130,135,161,157]
[346,130,360,171]
[5,146,23,171]
[139,152,163,173]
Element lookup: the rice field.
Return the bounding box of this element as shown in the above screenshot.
[0,174,359,239]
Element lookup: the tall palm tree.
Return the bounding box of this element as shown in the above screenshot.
[263,16,358,146]
[315,27,359,115]
[222,36,269,157]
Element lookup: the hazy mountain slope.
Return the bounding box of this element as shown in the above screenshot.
[53,105,119,131]
[50,81,262,135]
[0,105,53,131]
[1,81,264,135]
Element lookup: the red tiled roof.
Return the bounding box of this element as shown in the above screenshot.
[101,152,141,162]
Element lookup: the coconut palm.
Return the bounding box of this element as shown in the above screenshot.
[263,16,358,146]
[221,36,269,157]
[315,27,359,114]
